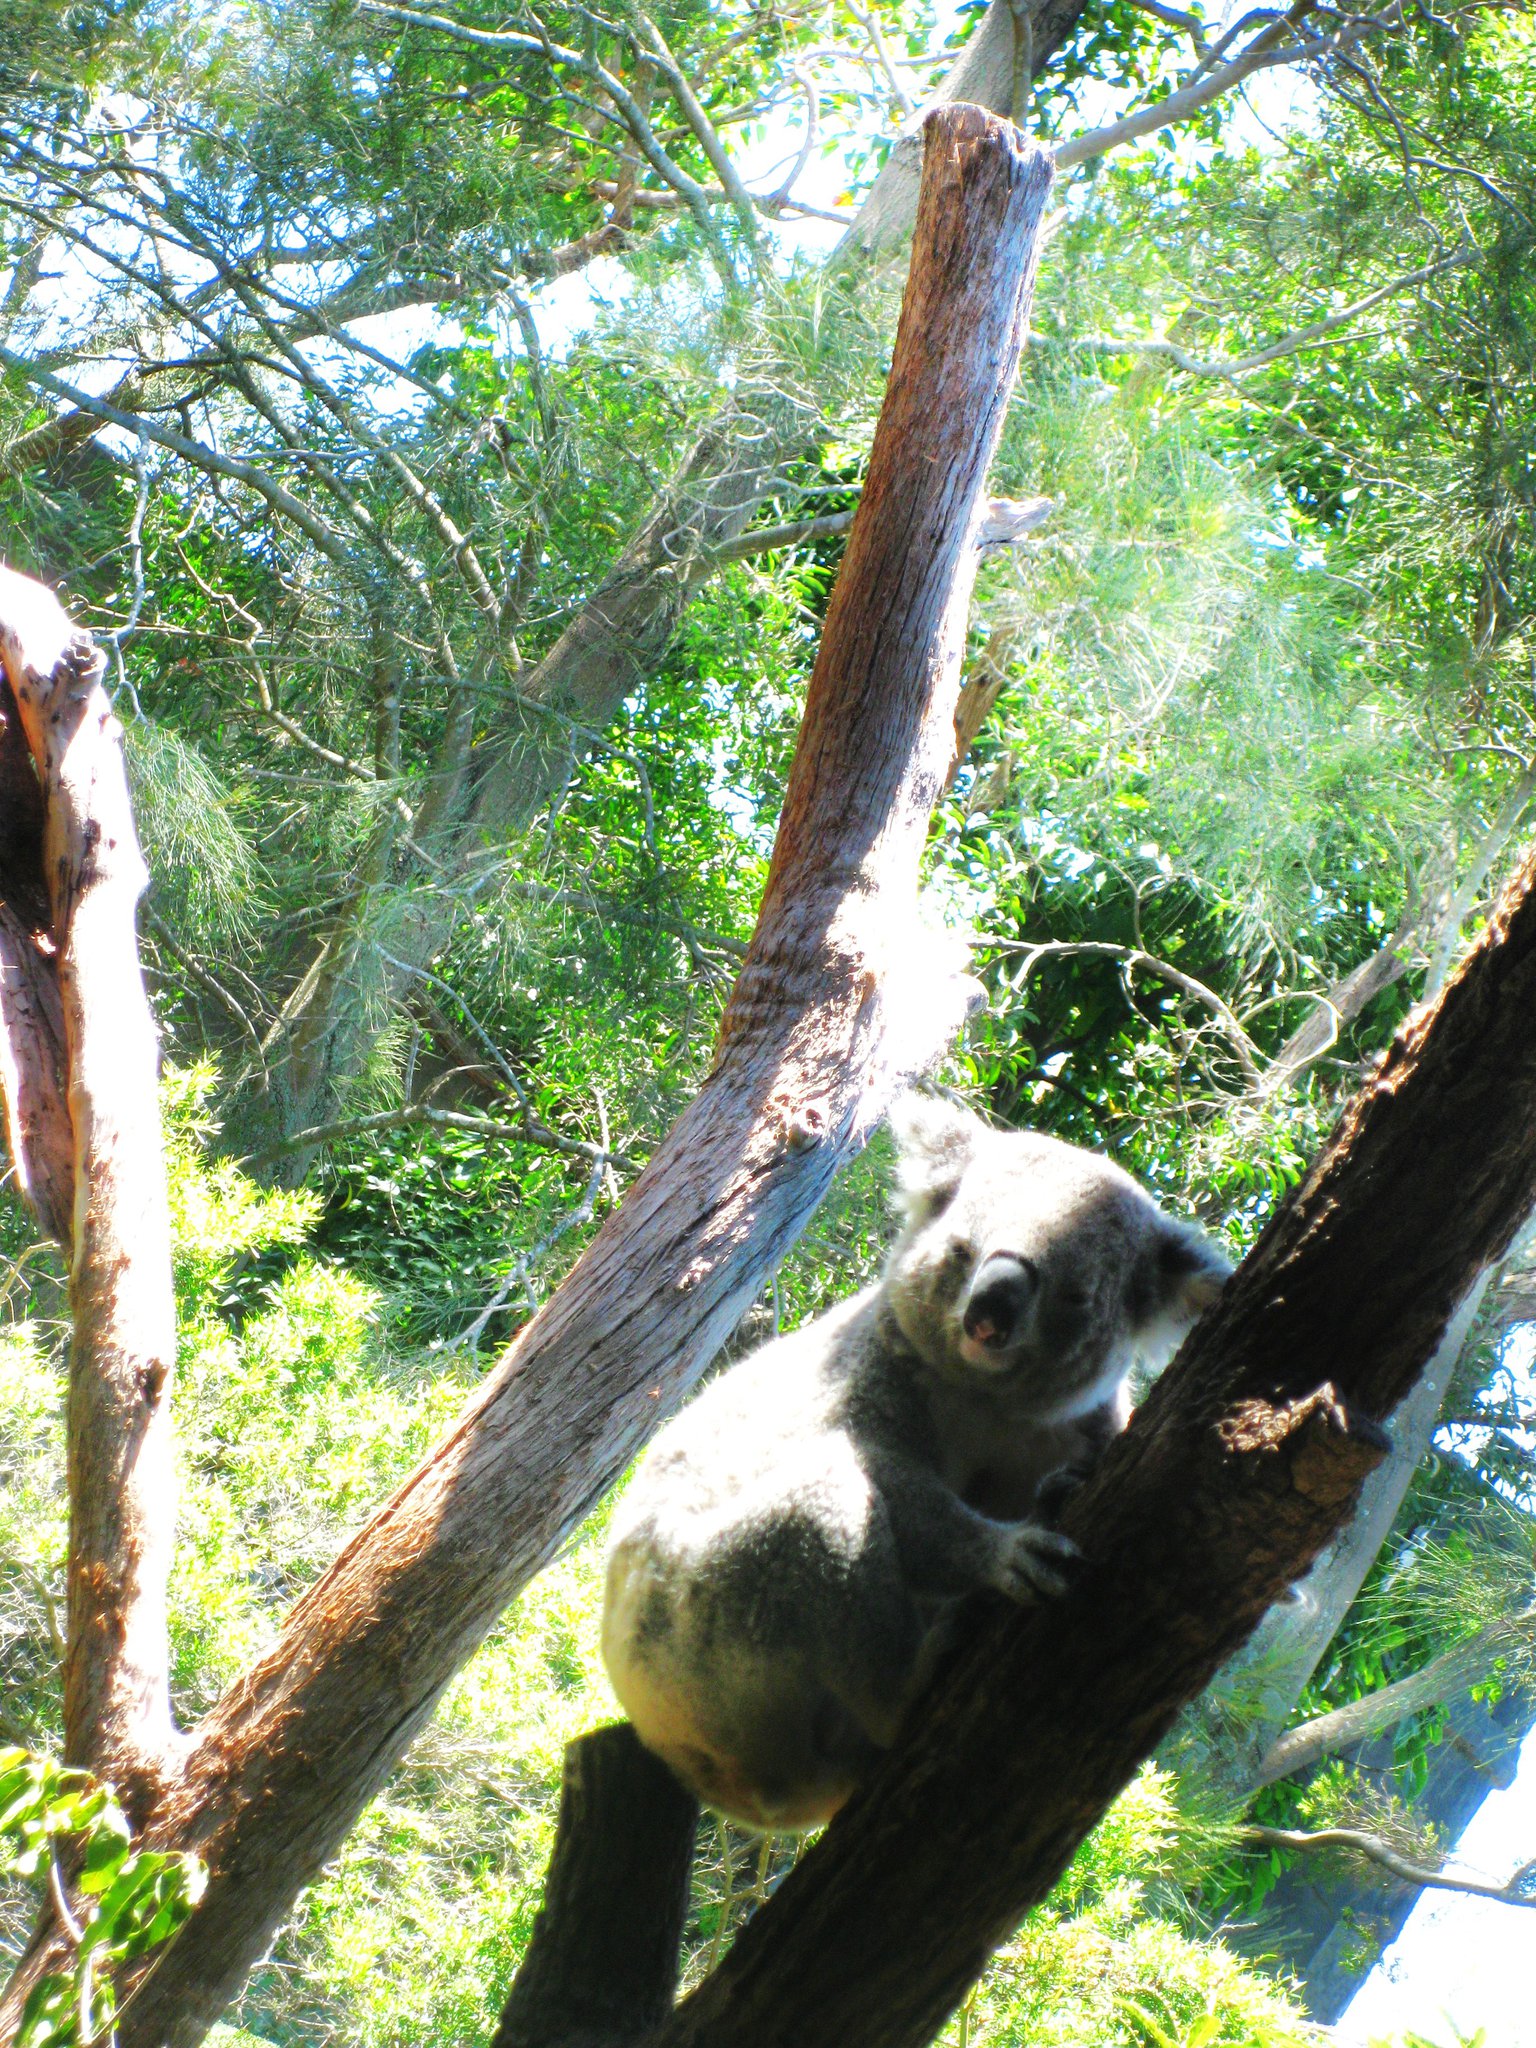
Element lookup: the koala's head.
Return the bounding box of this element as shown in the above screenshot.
[883,1097,1231,1414]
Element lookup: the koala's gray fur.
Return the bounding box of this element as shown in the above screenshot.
[601,1097,1230,1831]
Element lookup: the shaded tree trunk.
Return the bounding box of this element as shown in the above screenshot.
[492,1726,699,2048]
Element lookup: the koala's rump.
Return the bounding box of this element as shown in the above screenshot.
[603,1433,922,1829]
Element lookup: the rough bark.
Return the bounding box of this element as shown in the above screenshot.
[0,644,71,1246]
[492,1725,700,2048]
[11,107,1051,2048]
[1201,1275,1494,1793]
[638,839,1536,2048]
[0,565,180,1810]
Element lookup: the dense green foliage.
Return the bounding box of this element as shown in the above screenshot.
[0,1746,204,2048]
[3,0,1535,2040]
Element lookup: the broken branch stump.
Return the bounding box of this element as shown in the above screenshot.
[492,1725,700,2048]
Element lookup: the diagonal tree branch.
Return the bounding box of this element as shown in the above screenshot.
[1245,1824,1536,1909]
[1254,1614,1534,1788]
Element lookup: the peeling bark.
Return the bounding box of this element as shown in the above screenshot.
[0,563,179,1813]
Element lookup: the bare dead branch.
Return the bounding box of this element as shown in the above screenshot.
[1245,1824,1536,1909]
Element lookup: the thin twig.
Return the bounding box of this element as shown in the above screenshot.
[1245,1824,1536,1908]
[244,1101,640,1172]
[982,938,1262,1085]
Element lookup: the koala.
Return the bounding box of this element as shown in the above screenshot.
[601,1096,1230,1832]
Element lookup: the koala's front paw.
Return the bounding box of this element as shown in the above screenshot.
[989,1520,1079,1602]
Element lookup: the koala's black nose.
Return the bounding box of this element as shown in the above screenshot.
[962,1254,1038,1350]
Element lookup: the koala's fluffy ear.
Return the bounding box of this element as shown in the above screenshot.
[888,1094,983,1224]
[1132,1215,1233,1367]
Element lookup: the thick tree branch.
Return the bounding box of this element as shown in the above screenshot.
[492,1725,700,2048]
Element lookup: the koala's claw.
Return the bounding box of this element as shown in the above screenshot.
[991,1521,1080,1602]
[1033,1462,1091,1526]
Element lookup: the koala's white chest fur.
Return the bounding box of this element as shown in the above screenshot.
[600,1100,1229,1831]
